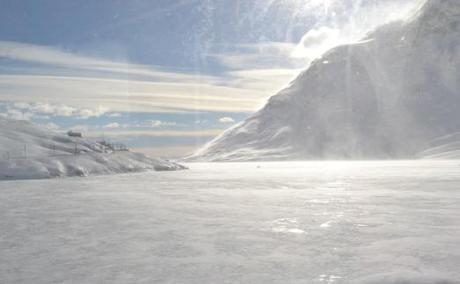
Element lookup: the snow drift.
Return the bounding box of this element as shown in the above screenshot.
[190,0,460,161]
[416,132,460,159]
[0,118,186,180]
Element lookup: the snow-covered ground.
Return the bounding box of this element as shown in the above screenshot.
[0,118,185,180]
[1,161,459,283]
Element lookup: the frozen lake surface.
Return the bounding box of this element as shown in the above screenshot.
[1,161,460,283]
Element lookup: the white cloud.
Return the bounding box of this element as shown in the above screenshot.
[77,107,109,119]
[148,120,177,128]
[32,103,76,117]
[5,101,108,119]
[104,122,120,129]
[219,117,235,124]
[2,105,35,121]
[292,27,344,60]
[100,120,179,129]
[149,120,164,127]
[13,102,32,109]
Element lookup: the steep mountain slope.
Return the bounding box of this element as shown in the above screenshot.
[0,118,186,180]
[416,132,460,159]
[190,0,460,161]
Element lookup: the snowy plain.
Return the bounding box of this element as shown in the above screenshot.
[1,161,460,283]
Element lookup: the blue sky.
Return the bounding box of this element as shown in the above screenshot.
[0,0,422,157]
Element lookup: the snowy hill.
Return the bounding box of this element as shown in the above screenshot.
[0,118,186,180]
[190,0,460,161]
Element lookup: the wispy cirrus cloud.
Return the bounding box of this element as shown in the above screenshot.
[103,122,120,129]
[87,129,223,138]
[207,42,305,95]
[208,42,303,70]
[0,41,217,83]
[0,75,267,113]
[0,41,298,114]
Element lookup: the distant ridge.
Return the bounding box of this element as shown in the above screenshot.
[0,118,185,180]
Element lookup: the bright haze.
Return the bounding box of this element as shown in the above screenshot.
[0,0,423,158]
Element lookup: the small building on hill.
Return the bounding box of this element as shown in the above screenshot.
[67,131,82,138]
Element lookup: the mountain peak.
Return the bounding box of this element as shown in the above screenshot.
[414,0,460,27]
[190,0,460,162]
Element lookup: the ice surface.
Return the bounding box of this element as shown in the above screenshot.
[1,161,459,283]
[190,0,460,161]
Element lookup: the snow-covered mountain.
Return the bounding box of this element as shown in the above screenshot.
[190,0,460,161]
[0,118,186,180]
